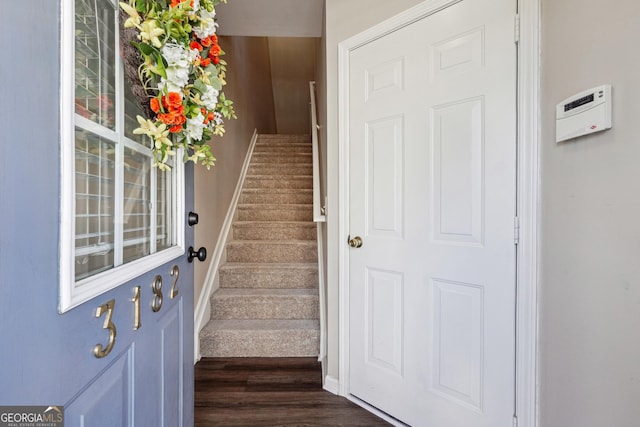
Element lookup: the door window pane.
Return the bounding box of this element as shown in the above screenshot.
[123,147,152,264]
[75,128,116,280]
[75,0,116,130]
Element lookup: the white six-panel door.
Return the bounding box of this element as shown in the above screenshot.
[347,0,517,425]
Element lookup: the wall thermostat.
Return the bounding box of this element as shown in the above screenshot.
[556,84,612,142]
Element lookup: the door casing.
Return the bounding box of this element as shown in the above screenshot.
[337,0,540,426]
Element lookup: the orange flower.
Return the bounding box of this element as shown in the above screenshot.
[166,92,182,108]
[150,98,160,113]
[200,58,211,67]
[169,124,183,133]
[158,111,186,127]
[190,41,203,52]
[208,48,221,61]
[200,36,212,47]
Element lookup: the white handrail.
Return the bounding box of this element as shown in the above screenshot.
[309,81,327,366]
[310,81,326,223]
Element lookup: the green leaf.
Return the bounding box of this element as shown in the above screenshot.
[193,79,208,94]
[155,52,167,79]
[132,41,155,56]
[210,76,222,91]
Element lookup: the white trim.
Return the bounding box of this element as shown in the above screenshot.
[338,34,350,397]
[515,0,540,426]
[193,129,258,363]
[316,222,327,364]
[59,0,75,313]
[337,0,540,425]
[323,375,340,395]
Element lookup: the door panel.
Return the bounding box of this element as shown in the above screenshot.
[348,0,517,425]
[0,4,195,418]
[66,348,134,426]
[159,302,184,427]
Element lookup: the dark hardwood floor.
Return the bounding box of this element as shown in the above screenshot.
[194,357,392,426]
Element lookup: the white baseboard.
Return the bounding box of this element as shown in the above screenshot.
[323,375,340,395]
[193,129,259,364]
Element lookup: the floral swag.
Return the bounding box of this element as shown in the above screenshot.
[119,0,236,170]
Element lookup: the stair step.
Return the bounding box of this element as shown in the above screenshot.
[236,204,312,221]
[219,262,318,289]
[200,319,319,357]
[211,288,319,320]
[233,221,316,241]
[244,175,312,189]
[226,240,317,263]
[257,134,311,144]
[240,189,313,205]
[249,163,313,176]
[253,144,311,153]
[251,153,312,164]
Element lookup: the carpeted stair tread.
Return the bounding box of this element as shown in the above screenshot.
[236,204,313,221]
[256,134,311,142]
[240,189,313,204]
[244,175,312,189]
[199,319,320,357]
[249,164,313,175]
[219,262,318,289]
[233,221,316,241]
[205,318,319,331]
[250,153,312,164]
[253,144,312,153]
[211,288,319,320]
[226,240,317,263]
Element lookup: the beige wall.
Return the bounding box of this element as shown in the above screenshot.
[268,37,318,134]
[194,36,277,304]
[539,0,640,425]
[324,0,424,381]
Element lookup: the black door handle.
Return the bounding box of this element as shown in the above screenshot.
[188,246,207,263]
[188,212,199,226]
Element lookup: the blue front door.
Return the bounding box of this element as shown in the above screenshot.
[0,2,195,425]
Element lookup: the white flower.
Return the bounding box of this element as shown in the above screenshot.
[161,43,189,67]
[193,9,218,39]
[201,86,220,110]
[185,113,206,141]
[187,47,200,64]
[158,66,189,93]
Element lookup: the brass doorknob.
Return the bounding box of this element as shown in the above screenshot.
[348,236,363,248]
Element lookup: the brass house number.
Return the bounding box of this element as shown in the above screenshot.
[92,265,180,358]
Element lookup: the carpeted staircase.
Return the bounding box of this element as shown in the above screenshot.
[200,134,320,357]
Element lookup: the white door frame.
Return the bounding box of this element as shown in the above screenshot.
[337,0,540,426]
